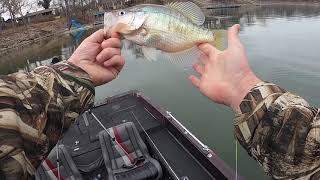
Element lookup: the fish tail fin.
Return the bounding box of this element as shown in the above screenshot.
[212,30,227,50]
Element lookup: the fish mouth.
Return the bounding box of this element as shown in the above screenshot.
[104,12,117,36]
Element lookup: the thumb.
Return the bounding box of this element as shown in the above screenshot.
[111,32,120,39]
[198,43,218,57]
[227,24,241,48]
[85,29,105,43]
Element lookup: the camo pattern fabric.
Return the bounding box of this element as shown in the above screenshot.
[0,61,94,179]
[234,82,320,179]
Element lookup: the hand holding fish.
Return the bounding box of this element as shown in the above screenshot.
[103,2,260,110]
[189,24,262,111]
[68,29,125,86]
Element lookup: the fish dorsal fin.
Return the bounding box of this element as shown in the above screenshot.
[166,1,205,25]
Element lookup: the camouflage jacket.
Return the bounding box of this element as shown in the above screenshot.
[235,82,320,179]
[0,62,94,179]
[1,62,319,180]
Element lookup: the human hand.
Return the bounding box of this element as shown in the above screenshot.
[68,29,125,86]
[189,24,262,111]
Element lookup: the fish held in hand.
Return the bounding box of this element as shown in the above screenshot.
[104,1,226,67]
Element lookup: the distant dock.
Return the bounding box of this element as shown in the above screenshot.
[206,5,241,9]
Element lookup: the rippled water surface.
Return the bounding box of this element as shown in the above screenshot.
[1,5,320,179]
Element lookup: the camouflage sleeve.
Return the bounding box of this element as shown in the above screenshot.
[234,82,320,179]
[0,61,95,179]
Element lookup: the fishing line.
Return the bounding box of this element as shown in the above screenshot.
[235,139,238,180]
[88,110,133,160]
[130,111,181,180]
[313,109,320,142]
[56,143,61,180]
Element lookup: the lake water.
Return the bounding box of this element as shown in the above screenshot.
[1,4,320,179]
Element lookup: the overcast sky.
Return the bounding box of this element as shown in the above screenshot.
[2,0,49,20]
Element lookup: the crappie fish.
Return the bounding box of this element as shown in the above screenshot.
[104,1,225,67]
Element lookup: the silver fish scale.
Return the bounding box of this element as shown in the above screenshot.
[141,12,212,52]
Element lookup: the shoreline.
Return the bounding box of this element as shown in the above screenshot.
[1,2,319,56]
[254,1,320,6]
[0,30,67,55]
[0,21,99,55]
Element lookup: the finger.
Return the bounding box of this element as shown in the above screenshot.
[85,29,105,44]
[199,52,209,65]
[193,63,204,75]
[188,75,200,88]
[101,38,121,49]
[198,43,218,57]
[96,48,121,63]
[111,32,120,39]
[227,24,241,47]
[103,55,125,68]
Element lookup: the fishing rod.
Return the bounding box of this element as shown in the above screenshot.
[88,109,133,160]
[130,111,181,180]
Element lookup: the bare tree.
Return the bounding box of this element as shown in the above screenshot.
[0,5,5,29]
[0,3,5,18]
[13,0,29,26]
[0,0,17,26]
[0,0,34,27]
[63,0,70,20]
[38,0,52,9]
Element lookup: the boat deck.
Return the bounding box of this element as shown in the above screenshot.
[57,91,238,179]
[149,129,214,179]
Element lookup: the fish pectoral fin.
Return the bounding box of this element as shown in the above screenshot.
[142,47,162,62]
[139,28,148,36]
[163,47,201,69]
[145,33,162,46]
[165,1,205,25]
[142,46,201,69]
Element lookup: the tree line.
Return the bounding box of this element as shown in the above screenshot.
[0,0,145,29]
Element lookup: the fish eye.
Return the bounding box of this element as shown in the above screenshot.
[118,11,126,16]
